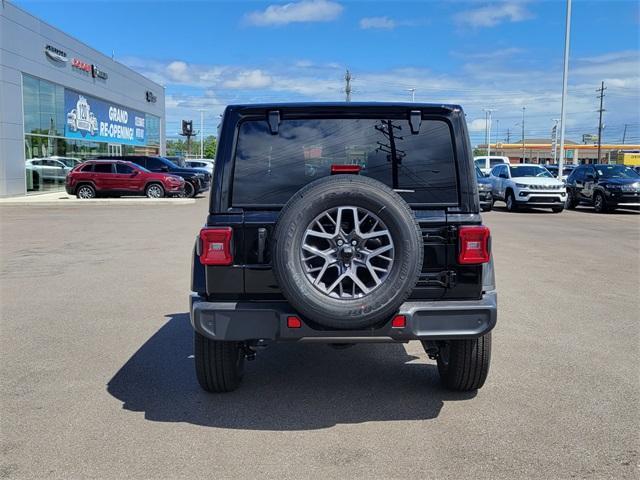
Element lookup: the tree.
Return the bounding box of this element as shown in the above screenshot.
[166,136,217,158]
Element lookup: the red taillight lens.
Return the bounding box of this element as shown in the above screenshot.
[286,316,302,328]
[391,315,406,328]
[199,227,233,265]
[458,226,490,264]
[331,164,361,174]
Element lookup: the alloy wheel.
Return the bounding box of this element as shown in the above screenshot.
[300,206,394,299]
[77,186,94,199]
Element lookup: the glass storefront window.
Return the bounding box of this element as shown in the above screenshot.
[22,74,161,194]
[146,114,160,147]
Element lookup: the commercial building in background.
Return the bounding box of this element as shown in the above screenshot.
[0,2,165,197]
[478,139,640,165]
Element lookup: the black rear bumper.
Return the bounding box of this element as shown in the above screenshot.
[190,291,497,343]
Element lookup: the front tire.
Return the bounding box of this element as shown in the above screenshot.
[145,183,165,199]
[434,333,491,391]
[194,332,245,393]
[551,205,564,213]
[593,192,608,213]
[565,189,577,209]
[505,191,518,212]
[183,181,196,198]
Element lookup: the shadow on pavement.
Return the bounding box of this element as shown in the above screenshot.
[107,313,476,430]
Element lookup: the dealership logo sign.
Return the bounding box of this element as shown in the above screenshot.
[71,59,108,80]
[67,95,98,137]
[44,45,68,63]
[72,58,92,73]
[145,91,157,103]
[91,64,108,80]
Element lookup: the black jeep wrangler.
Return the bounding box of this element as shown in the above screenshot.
[190,103,497,393]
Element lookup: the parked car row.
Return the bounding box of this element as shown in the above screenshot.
[64,155,212,199]
[475,159,640,214]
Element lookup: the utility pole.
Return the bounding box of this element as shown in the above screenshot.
[199,110,205,158]
[622,124,628,144]
[506,128,511,143]
[557,0,571,173]
[375,121,405,189]
[596,81,606,162]
[407,88,416,102]
[521,107,526,162]
[495,119,500,152]
[344,69,352,102]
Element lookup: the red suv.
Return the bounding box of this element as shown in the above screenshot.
[66,160,185,199]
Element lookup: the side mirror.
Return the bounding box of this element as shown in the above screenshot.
[585,173,595,180]
[131,170,139,176]
[161,166,169,172]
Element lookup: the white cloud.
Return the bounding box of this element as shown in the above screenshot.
[223,70,273,89]
[245,0,343,26]
[454,2,533,28]
[469,118,489,132]
[360,16,396,30]
[123,49,639,144]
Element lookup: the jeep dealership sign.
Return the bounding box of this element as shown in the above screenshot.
[64,90,146,146]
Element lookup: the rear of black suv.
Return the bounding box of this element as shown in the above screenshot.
[190,103,497,393]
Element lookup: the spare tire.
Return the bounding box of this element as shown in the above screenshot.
[272,175,423,329]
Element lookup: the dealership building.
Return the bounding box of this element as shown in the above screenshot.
[0,2,166,197]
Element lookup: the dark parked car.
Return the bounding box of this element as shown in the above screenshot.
[190,103,497,393]
[65,160,185,199]
[97,155,210,198]
[565,164,640,212]
[476,166,493,211]
[544,164,575,182]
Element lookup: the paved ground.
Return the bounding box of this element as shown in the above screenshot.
[1,200,638,479]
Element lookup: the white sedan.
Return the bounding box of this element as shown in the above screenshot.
[488,163,566,213]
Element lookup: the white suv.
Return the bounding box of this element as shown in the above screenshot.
[489,163,566,213]
[474,156,510,175]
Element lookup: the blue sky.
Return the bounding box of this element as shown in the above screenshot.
[16,0,640,144]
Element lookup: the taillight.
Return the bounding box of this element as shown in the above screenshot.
[458,225,490,264]
[199,227,233,265]
[331,164,361,174]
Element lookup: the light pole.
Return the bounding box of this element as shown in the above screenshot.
[407,88,416,102]
[552,118,560,164]
[483,109,495,159]
[557,0,572,174]
[199,109,205,158]
[521,107,526,162]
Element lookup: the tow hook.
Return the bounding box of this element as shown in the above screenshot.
[243,344,257,361]
[422,340,440,360]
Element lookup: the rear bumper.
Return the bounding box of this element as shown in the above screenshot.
[189,291,497,343]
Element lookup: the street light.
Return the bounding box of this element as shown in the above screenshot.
[557,0,572,176]
[198,109,205,159]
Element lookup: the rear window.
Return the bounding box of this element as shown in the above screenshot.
[94,163,113,173]
[232,118,458,205]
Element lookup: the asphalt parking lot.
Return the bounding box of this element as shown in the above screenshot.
[1,200,638,480]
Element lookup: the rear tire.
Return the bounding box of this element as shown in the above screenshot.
[76,184,95,199]
[194,332,245,393]
[435,333,491,391]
